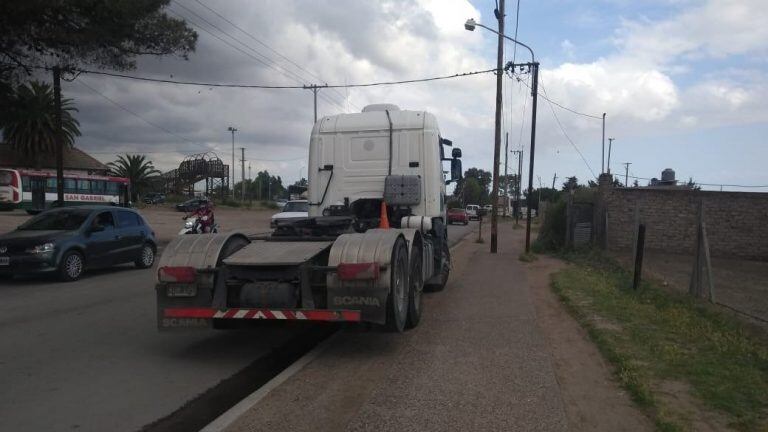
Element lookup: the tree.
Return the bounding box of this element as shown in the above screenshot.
[454,167,492,204]
[108,154,161,202]
[1,81,80,166]
[0,1,197,87]
[561,176,580,191]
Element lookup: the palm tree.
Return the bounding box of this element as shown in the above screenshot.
[108,154,161,202]
[1,81,81,166]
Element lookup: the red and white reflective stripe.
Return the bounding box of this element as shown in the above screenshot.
[164,307,361,322]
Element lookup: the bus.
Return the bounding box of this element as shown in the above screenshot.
[0,168,130,213]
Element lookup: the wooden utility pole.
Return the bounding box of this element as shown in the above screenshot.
[503,132,509,217]
[552,173,558,190]
[303,84,328,123]
[490,0,505,253]
[623,162,632,187]
[239,147,246,202]
[53,66,65,204]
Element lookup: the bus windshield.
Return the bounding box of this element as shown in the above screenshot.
[0,171,13,186]
[18,209,91,231]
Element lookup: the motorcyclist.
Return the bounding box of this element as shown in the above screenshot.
[183,201,215,233]
[194,201,215,233]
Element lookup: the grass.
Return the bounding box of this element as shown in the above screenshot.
[518,252,538,262]
[551,251,768,431]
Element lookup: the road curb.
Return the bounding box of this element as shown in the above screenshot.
[199,331,339,432]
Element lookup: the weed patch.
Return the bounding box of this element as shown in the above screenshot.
[552,253,768,431]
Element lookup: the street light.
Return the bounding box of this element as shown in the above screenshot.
[227,126,237,199]
[465,17,540,253]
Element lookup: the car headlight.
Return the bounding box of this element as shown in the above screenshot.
[27,242,55,254]
[184,220,195,229]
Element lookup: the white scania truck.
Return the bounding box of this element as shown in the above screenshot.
[155,104,462,332]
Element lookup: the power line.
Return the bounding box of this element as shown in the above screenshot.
[65,66,498,89]
[536,77,597,178]
[193,0,355,109]
[171,1,348,112]
[76,79,215,153]
[514,74,603,120]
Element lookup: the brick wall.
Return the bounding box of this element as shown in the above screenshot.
[602,188,768,260]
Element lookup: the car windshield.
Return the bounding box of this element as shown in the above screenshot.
[18,209,91,231]
[283,202,308,212]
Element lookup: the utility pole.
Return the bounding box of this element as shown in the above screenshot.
[601,113,606,173]
[239,147,246,202]
[248,163,252,203]
[503,132,509,217]
[303,84,328,123]
[607,138,615,174]
[490,0,505,254]
[537,176,543,210]
[524,61,539,253]
[552,173,558,190]
[52,66,65,204]
[228,126,237,199]
[510,149,522,223]
[623,162,632,187]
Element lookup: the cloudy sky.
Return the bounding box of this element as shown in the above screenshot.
[61,0,767,191]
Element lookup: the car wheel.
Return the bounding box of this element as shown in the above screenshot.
[59,250,85,282]
[135,243,155,269]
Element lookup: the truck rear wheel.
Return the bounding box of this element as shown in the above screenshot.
[424,242,450,292]
[406,238,424,329]
[385,236,409,333]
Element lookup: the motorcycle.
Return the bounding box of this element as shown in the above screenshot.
[179,214,218,235]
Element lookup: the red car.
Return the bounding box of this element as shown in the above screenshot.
[447,208,469,225]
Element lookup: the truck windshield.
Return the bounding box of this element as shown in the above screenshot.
[18,209,91,231]
[283,202,308,212]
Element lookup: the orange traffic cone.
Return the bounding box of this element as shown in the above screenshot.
[379,201,390,229]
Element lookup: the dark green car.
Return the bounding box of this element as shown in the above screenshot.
[0,206,157,281]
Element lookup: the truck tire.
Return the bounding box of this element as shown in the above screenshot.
[385,236,409,333]
[406,238,424,329]
[424,242,450,292]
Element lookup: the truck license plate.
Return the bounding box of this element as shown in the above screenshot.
[167,284,197,297]
[0,256,9,266]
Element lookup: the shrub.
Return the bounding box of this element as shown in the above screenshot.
[532,198,566,252]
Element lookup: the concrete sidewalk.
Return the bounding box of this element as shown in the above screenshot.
[222,223,570,432]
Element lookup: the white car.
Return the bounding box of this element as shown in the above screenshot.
[465,204,480,220]
[271,200,309,228]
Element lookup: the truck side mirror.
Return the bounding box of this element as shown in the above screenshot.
[451,148,462,159]
[450,159,462,182]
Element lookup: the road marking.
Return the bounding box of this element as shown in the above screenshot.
[200,331,339,432]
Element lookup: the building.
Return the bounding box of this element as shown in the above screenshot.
[0,143,109,176]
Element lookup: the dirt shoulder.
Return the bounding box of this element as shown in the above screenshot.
[510,223,654,432]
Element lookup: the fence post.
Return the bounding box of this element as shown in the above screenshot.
[633,224,646,290]
[701,221,715,302]
[565,191,574,248]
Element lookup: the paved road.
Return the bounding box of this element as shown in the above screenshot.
[0,223,475,432]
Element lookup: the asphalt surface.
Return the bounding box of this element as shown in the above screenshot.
[0,222,475,432]
[223,221,570,432]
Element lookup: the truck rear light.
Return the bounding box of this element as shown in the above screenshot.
[337,262,380,280]
[158,266,196,283]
